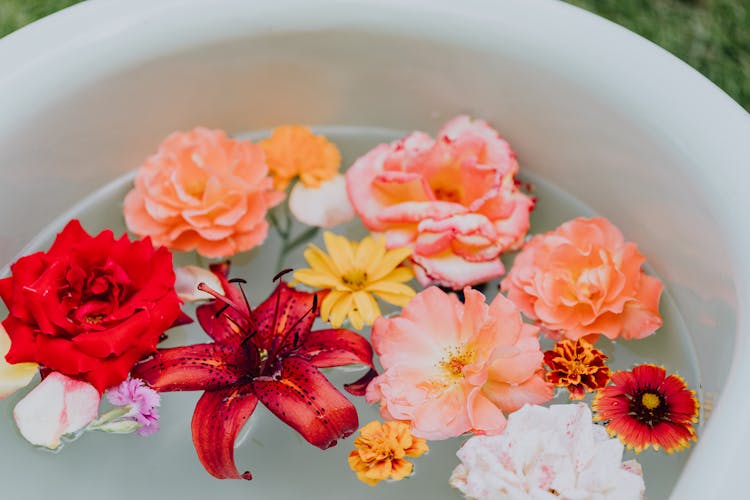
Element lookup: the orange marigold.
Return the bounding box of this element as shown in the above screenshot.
[259,125,341,190]
[348,420,428,486]
[543,338,610,400]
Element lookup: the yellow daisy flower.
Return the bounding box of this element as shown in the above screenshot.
[293,232,415,329]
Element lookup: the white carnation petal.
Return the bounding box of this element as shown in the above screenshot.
[450,404,645,500]
[13,372,100,449]
[288,174,355,228]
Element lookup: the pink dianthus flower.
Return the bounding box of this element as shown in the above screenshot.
[106,378,161,437]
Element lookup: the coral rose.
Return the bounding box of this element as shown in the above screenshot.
[124,127,284,258]
[0,220,182,393]
[366,286,552,440]
[501,217,663,341]
[346,115,534,289]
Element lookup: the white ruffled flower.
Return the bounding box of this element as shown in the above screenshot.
[450,404,645,500]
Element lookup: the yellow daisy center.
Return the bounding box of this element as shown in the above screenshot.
[641,392,661,410]
[341,269,368,290]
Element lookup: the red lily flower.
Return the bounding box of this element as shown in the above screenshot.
[133,264,377,480]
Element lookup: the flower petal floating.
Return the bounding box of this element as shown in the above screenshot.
[0,324,37,400]
[293,232,415,329]
[366,286,552,440]
[13,372,100,450]
[450,404,645,500]
[348,420,428,486]
[593,364,699,454]
[288,174,355,228]
[544,338,611,400]
[259,124,341,191]
[124,127,284,258]
[346,115,534,289]
[133,264,376,480]
[105,378,161,436]
[174,265,224,302]
[501,216,663,342]
[0,219,183,393]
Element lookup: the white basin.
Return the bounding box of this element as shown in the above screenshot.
[0,0,749,498]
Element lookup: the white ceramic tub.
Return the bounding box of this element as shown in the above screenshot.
[0,1,749,498]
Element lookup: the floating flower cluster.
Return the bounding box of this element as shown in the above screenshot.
[0,117,699,498]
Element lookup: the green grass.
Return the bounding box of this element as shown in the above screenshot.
[0,0,83,37]
[565,0,750,111]
[1,0,749,110]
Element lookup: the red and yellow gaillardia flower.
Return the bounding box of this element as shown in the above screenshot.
[592,364,699,454]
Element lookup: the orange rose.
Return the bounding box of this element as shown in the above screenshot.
[501,217,663,341]
[124,128,283,258]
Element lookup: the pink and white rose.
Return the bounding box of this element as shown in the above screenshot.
[346,116,534,289]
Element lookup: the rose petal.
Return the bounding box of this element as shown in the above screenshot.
[13,372,100,449]
[0,324,38,400]
[412,252,505,289]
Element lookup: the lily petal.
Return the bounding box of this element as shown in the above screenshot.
[295,328,377,396]
[0,323,37,400]
[195,265,252,347]
[13,372,100,449]
[251,283,320,348]
[253,357,357,449]
[132,343,247,391]
[192,386,259,480]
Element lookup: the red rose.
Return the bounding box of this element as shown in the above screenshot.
[0,220,182,393]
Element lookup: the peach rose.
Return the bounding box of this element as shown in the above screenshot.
[365,286,552,440]
[124,128,284,258]
[501,217,663,341]
[346,116,534,289]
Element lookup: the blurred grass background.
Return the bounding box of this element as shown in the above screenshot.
[1,0,748,110]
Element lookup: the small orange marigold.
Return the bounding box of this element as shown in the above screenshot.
[543,338,610,400]
[348,420,428,486]
[259,125,341,190]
